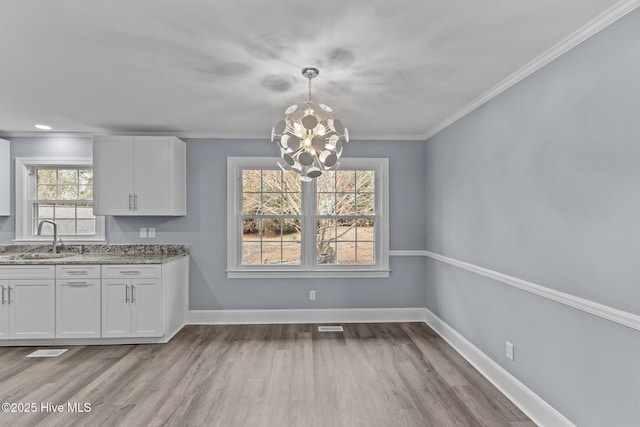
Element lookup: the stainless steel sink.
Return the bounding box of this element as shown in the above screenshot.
[0,253,74,261]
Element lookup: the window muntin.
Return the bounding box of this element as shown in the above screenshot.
[32,167,97,236]
[15,157,105,242]
[315,170,376,265]
[241,169,302,265]
[228,157,389,278]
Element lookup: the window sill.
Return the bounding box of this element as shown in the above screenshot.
[226,269,391,279]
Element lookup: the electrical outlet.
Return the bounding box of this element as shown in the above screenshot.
[139,228,148,238]
[506,341,515,361]
[148,227,156,238]
[309,290,316,300]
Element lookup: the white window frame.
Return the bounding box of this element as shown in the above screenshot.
[227,157,389,278]
[14,157,106,243]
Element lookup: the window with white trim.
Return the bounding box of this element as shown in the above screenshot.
[15,158,105,242]
[227,157,389,278]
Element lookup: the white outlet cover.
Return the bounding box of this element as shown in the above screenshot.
[148,227,156,238]
[506,341,515,361]
[139,228,148,238]
[309,290,316,300]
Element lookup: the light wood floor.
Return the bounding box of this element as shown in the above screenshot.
[0,323,534,427]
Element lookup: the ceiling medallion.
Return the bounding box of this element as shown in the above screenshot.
[271,67,349,181]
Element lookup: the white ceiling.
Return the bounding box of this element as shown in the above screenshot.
[0,0,636,140]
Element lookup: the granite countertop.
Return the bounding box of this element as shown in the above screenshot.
[0,244,190,265]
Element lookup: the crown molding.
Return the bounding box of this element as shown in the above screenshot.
[421,0,640,141]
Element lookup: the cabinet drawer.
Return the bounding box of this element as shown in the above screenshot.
[56,265,101,279]
[101,264,161,279]
[0,265,55,279]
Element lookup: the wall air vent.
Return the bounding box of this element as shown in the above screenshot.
[318,326,344,332]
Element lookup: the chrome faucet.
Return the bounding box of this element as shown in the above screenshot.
[37,220,62,254]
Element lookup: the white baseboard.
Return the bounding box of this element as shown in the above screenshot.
[187,307,427,325]
[424,308,575,427]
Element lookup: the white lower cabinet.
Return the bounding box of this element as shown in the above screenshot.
[0,257,188,345]
[0,267,56,340]
[102,265,162,338]
[56,265,101,338]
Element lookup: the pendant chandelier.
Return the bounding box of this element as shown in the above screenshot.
[271,67,349,181]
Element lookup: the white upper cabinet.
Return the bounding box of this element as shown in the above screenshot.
[93,136,186,216]
[0,139,9,216]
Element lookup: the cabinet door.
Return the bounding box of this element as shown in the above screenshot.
[0,281,9,339]
[133,137,173,215]
[9,280,55,339]
[56,279,101,338]
[102,279,132,338]
[131,279,162,337]
[93,136,135,215]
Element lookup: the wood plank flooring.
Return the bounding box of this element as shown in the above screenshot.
[0,323,535,427]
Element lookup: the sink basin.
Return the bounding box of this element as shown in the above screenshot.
[0,253,74,261]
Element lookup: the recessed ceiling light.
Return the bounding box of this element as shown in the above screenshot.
[34,124,52,130]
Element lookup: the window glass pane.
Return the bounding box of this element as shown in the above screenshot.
[55,204,76,219]
[242,242,261,265]
[77,219,96,235]
[283,219,301,240]
[336,219,356,241]
[242,218,261,239]
[335,193,356,215]
[356,242,375,265]
[316,171,335,193]
[281,171,301,192]
[335,170,356,192]
[356,170,375,192]
[262,193,282,215]
[261,170,281,192]
[79,185,93,200]
[58,169,78,184]
[58,185,78,199]
[77,204,94,219]
[37,185,57,200]
[242,170,262,193]
[263,219,283,241]
[36,203,54,219]
[336,242,356,264]
[79,170,93,185]
[282,243,301,265]
[316,219,337,241]
[282,192,301,215]
[262,243,282,264]
[242,193,261,215]
[56,219,76,235]
[316,193,335,215]
[36,169,57,185]
[317,241,336,264]
[356,219,375,241]
[356,193,375,215]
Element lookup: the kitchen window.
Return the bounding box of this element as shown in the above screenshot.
[227,157,389,278]
[15,158,105,242]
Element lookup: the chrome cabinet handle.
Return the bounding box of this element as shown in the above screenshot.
[1,285,4,305]
[67,271,88,275]
[125,284,129,303]
[120,271,140,275]
[134,194,138,211]
[129,194,133,210]
[7,286,12,305]
[131,285,136,303]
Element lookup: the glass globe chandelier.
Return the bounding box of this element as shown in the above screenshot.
[271,67,349,181]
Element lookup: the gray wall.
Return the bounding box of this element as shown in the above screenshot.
[0,137,426,310]
[425,8,640,427]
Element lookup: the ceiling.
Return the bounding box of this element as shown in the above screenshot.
[0,0,635,140]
